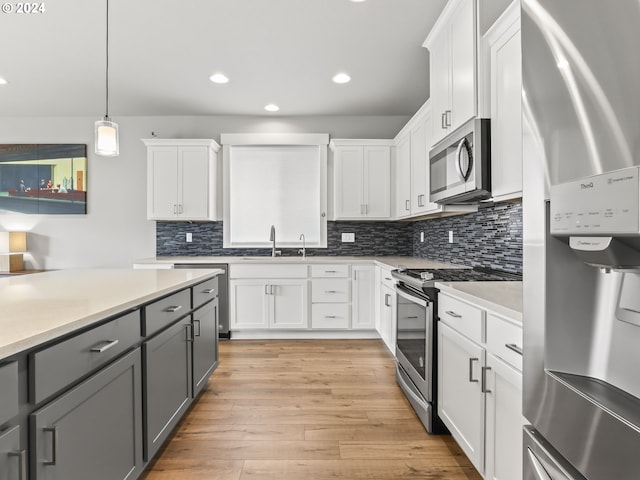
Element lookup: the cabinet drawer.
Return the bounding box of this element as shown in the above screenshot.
[31,311,141,404]
[310,264,349,278]
[144,289,191,336]
[486,313,523,371]
[312,304,350,329]
[312,279,350,303]
[193,277,218,309]
[230,264,308,279]
[438,293,484,343]
[0,362,18,426]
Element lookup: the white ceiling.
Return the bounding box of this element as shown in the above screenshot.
[0,0,448,118]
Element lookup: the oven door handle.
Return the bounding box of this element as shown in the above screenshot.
[396,286,429,308]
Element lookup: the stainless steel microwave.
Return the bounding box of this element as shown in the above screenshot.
[429,118,491,204]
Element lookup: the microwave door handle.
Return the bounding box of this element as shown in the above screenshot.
[455,138,467,182]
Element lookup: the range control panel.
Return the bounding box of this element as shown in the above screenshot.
[550,166,640,235]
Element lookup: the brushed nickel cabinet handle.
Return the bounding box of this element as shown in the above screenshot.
[202,288,215,294]
[468,358,479,383]
[185,324,194,342]
[165,305,183,313]
[446,310,462,318]
[90,339,119,353]
[505,343,523,356]
[481,366,492,393]
[384,294,391,307]
[405,200,410,211]
[325,315,337,319]
[9,450,27,480]
[193,319,201,337]
[43,427,58,466]
[441,112,447,129]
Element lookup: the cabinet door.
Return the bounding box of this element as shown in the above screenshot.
[192,299,219,397]
[178,146,211,220]
[438,322,485,474]
[410,120,428,215]
[144,318,192,460]
[485,353,524,480]
[352,266,374,330]
[449,0,476,131]
[334,147,364,218]
[229,280,269,329]
[147,147,178,219]
[489,12,522,201]
[269,280,309,329]
[363,146,391,218]
[421,109,441,215]
[31,349,143,480]
[0,426,23,480]
[429,30,451,145]
[395,135,412,218]
[379,284,396,355]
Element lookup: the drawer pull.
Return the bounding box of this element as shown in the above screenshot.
[165,305,183,313]
[325,270,338,273]
[325,315,337,319]
[384,277,392,281]
[406,316,419,319]
[481,366,492,393]
[9,450,27,480]
[43,426,58,466]
[505,343,523,356]
[202,288,215,294]
[445,310,462,318]
[384,294,391,307]
[468,358,479,383]
[90,339,119,353]
[325,290,338,294]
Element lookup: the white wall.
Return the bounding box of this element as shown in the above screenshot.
[0,114,408,269]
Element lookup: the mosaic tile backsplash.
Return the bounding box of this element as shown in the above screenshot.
[156,201,522,273]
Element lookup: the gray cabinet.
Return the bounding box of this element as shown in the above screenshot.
[192,298,219,397]
[143,317,192,460]
[30,349,143,480]
[0,426,24,480]
[0,362,18,427]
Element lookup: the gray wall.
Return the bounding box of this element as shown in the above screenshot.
[0,115,408,269]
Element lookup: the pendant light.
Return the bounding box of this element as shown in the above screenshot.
[94,0,119,156]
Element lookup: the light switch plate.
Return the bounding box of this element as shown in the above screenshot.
[448,231,454,243]
[341,233,355,243]
[186,232,193,243]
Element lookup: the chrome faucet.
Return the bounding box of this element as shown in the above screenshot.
[298,233,306,257]
[269,225,280,257]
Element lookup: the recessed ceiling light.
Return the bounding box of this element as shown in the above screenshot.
[0,78,8,85]
[264,104,280,112]
[332,73,351,84]
[209,73,229,84]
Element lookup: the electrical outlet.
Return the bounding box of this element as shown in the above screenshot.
[186,232,193,243]
[420,232,425,243]
[341,232,355,243]
[448,231,454,243]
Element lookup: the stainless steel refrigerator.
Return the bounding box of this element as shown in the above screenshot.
[522,0,640,479]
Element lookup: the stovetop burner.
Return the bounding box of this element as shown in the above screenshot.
[391,266,522,291]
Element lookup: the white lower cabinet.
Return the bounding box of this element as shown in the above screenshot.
[230,278,308,330]
[438,290,523,479]
[438,322,485,472]
[484,352,523,480]
[376,266,397,354]
[352,265,374,330]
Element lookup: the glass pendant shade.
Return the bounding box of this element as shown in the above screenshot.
[94,118,119,156]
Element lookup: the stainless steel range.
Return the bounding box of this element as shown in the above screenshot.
[391,266,522,434]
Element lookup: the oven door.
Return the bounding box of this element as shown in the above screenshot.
[395,284,433,403]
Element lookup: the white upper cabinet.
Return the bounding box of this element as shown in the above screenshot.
[393,100,442,220]
[425,0,478,145]
[143,139,220,221]
[394,134,411,219]
[331,140,392,220]
[484,1,522,202]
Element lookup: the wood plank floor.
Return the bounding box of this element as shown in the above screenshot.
[141,339,482,480]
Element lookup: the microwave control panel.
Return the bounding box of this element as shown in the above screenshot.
[550,166,640,235]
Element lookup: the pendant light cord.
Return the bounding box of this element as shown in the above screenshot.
[105,0,110,120]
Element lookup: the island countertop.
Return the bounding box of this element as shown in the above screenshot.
[435,281,523,323]
[0,268,221,361]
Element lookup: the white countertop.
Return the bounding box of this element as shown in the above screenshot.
[0,268,221,361]
[134,255,463,270]
[435,281,523,323]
